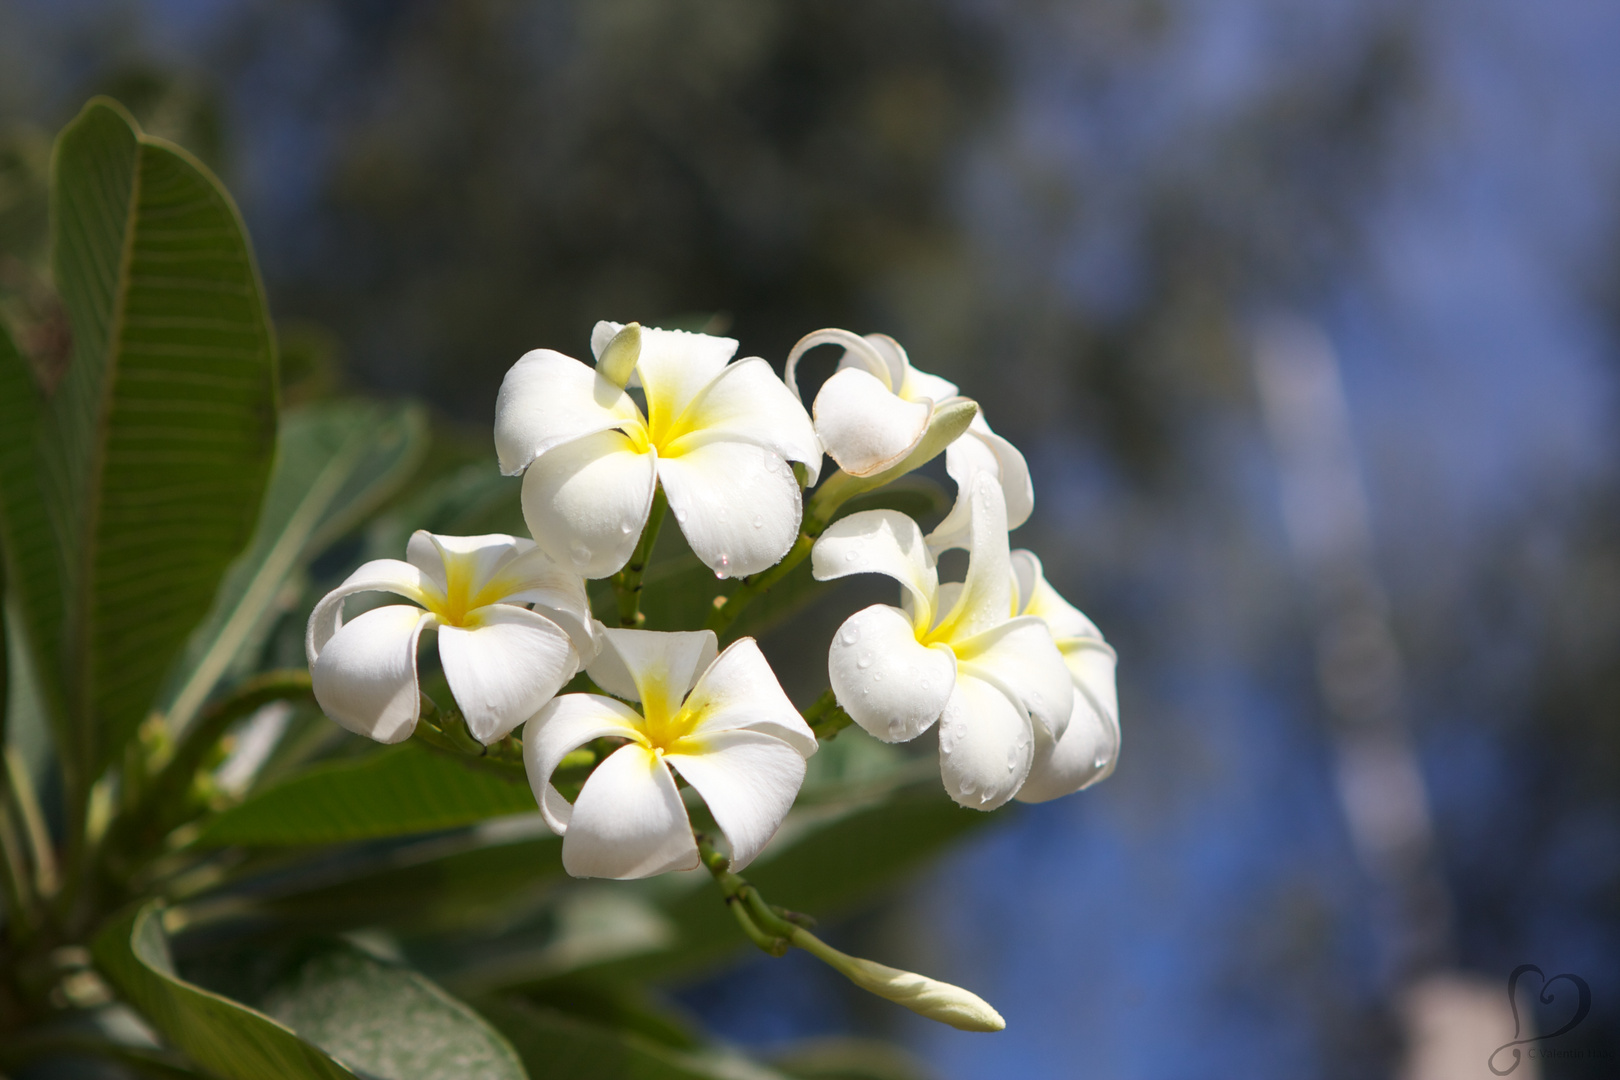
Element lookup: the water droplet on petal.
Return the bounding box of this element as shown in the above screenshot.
[855,651,874,670]
[620,520,635,534]
[569,543,592,567]
[675,508,689,524]
[872,670,883,682]
[839,626,860,646]
[752,515,764,529]
[1093,752,1109,770]
[844,549,858,563]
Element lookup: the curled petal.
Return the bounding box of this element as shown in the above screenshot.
[520,429,657,578]
[813,367,933,477]
[954,615,1075,742]
[930,419,1034,552]
[811,510,938,628]
[439,606,579,744]
[587,627,718,716]
[666,730,807,870]
[1064,638,1119,742]
[786,328,895,398]
[305,559,432,663]
[936,674,1033,811]
[311,605,433,744]
[657,441,801,579]
[681,638,817,756]
[829,605,955,744]
[899,366,960,405]
[1014,680,1120,803]
[929,474,1013,643]
[522,694,647,834]
[666,357,822,485]
[563,744,698,879]
[494,349,643,475]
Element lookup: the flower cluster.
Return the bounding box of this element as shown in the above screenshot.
[307,321,1118,883]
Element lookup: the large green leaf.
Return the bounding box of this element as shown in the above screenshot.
[261,942,527,1080]
[161,401,427,734]
[43,98,278,776]
[479,998,788,1080]
[92,901,358,1080]
[196,743,537,846]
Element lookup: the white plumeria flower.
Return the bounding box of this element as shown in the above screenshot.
[524,628,817,880]
[1009,550,1120,802]
[783,328,1032,540]
[494,322,822,580]
[810,475,1073,810]
[306,532,595,746]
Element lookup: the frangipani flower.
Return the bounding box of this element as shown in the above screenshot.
[1010,550,1121,802]
[524,628,817,879]
[306,532,596,745]
[810,475,1072,810]
[494,322,821,580]
[783,328,1032,538]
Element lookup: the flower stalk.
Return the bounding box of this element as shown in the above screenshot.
[612,483,668,627]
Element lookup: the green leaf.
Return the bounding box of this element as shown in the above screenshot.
[479,998,788,1080]
[160,401,427,735]
[261,942,527,1080]
[0,317,68,759]
[769,1038,933,1080]
[44,98,278,777]
[197,742,537,847]
[91,900,358,1080]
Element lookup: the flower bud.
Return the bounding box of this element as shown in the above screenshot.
[595,321,641,388]
[792,928,1005,1032]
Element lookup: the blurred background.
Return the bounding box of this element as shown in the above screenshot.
[2,1,1617,1077]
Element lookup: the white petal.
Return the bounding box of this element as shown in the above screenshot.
[405,531,528,607]
[607,323,737,438]
[1064,637,1119,739]
[657,441,801,578]
[522,693,647,834]
[1014,685,1119,803]
[587,627,718,715]
[305,559,432,663]
[310,605,433,744]
[438,606,580,743]
[811,510,938,628]
[666,731,807,870]
[494,349,644,475]
[494,544,599,660]
[899,367,961,404]
[936,674,1033,812]
[929,474,1013,642]
[520,429,657,578]
[1013,549,1103,641]
[954,616,1074,742]
[828,605,955,743]
[854,332,911,394]
[563,743,698,879]
[665,357,822,485]
[812,367,932,477]
[680,638,816,757]
[930,420,1033,551]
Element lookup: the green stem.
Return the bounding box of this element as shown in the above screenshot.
[93,670,314,893]
[614,484,668,627]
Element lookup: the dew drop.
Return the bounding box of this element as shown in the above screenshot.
[855,651,875,670]
[752,515,764,529]
[1093,752,1109,770]
[839,626,860,646]
[569,543,592,567]
[872,670,883,682]
[620,521,635,534]
[675,508,689,524]
[844,549,858,563]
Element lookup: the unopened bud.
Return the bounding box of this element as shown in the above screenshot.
[792,928,1004,1032]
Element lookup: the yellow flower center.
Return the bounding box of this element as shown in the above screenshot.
[628,667,705,755]
[421,551,516,628]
